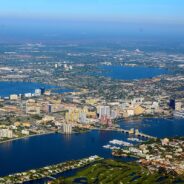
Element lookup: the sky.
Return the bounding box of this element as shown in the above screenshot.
[0,0,183,24]
[0,0,184,42]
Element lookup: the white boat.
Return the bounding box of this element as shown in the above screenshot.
[103,144,111,149]
[110,146,120,150]
[109,139,133,147]
[128,138,143,142]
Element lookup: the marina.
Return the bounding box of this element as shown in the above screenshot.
[109,139,133,147]
[127,138,144,143]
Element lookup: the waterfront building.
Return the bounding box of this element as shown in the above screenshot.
[169,99,175,109]
[175,101,182,111]
[35,89,42,96]
[40,87,45,95]
[0,129,13,138]
[173,110,184,118]
[62,123,72,134]
[44,90,51,96]
[24,93,32,98]
[10,94,18,100]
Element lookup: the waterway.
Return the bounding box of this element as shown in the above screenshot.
[0,81,71,97]
[0,118,183,178]
[98,65,170,80]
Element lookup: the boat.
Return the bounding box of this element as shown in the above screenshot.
[109,139,133,147]
[110,146,121,150]
[102,144,111,149]
[127,138,143,142]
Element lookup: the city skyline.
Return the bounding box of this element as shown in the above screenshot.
[0,1,183,183]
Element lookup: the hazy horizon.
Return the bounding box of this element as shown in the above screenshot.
[0,0,184,44]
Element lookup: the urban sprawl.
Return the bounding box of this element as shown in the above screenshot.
[0,43,183,182]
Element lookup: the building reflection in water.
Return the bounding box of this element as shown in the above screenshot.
[0,141,13,150]
[63,134,72,142]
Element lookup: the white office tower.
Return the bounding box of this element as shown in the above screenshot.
[98,106,110,118]
[35,89,42,96]
[63,124,72,134]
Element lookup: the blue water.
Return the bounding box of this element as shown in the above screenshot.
[98,65,169,80]
[0,81,71,97]
[0,118,183,178]
[119,118,184,138]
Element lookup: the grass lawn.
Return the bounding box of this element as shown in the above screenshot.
[52,159,184,184]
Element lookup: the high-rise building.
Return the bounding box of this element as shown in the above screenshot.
[35,89,41,96]
[48,104,52,113]
[62,124,72,134]
[40,87,45,95]
[0,129,13,138]
[175,101,182,111]
[169,99,175,109]
[98,106,110,118]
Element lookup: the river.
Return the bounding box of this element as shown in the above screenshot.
[0,118,183,177]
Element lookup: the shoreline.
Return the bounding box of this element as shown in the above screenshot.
[0,131,55,145]
[0,116,181,145]
[0,130,92,145]
[1,156,103,183]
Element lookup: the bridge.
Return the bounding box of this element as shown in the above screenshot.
[116,128,157,139]
[119,128,156,139]
[92,127,157,140]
